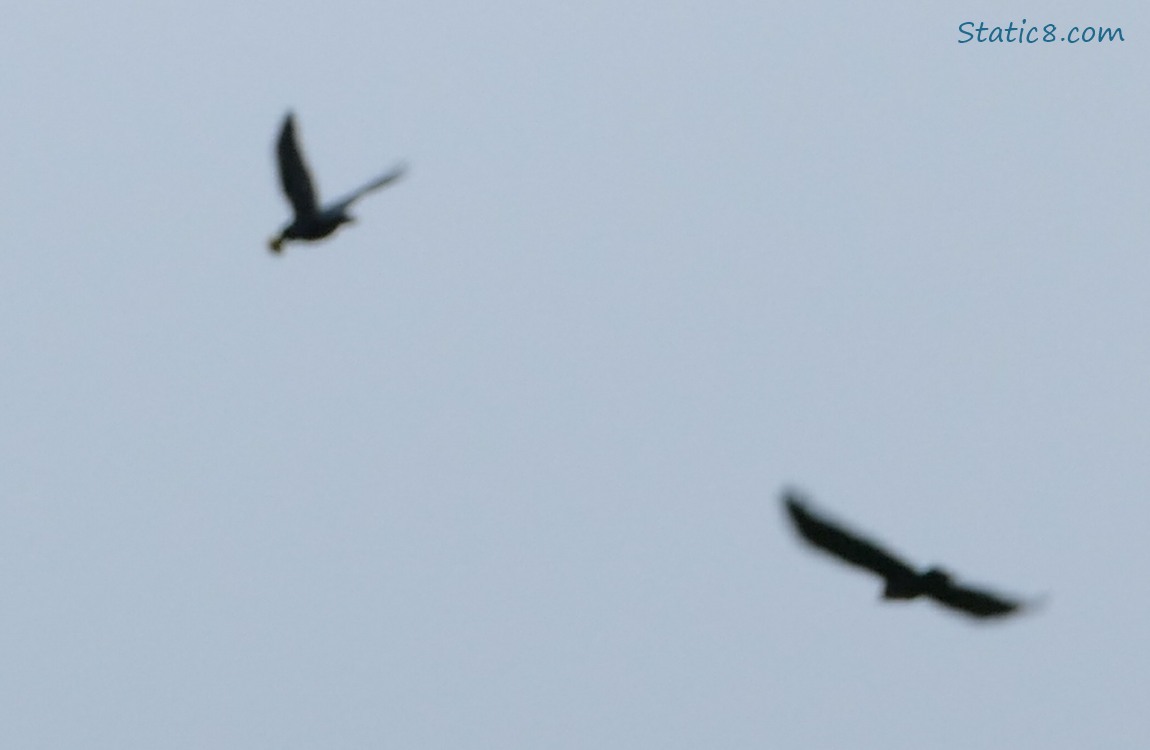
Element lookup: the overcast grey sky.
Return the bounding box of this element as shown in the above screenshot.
[3,1,1149,747]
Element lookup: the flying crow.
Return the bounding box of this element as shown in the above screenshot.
[269,111,405,253]
[783,489,1027,619]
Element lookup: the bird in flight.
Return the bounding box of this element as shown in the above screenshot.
[269,111,406,253]
[782,489,1028,619]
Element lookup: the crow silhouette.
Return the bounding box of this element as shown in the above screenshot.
[269,111,406,253]
[782,489,1026,618]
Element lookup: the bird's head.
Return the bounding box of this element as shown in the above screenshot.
[921,567,953,589]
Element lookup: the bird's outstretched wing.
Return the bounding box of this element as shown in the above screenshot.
[928,579,1022,618]
[332,162,407,212]
[783,490,918,583]
[276,112,319,219]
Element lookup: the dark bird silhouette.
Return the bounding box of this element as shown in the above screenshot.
[782,489,1026,619]
[269,111,406,253]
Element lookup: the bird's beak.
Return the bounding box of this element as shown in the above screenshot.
[269,236,284,253]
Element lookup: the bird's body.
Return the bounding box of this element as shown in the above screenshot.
[269,112,405,253]
[782,490,1026,619]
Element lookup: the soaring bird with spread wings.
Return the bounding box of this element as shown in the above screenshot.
[269,112,406,253]
[782,489,1029,619]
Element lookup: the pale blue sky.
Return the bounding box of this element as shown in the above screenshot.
[3,2,1149,747]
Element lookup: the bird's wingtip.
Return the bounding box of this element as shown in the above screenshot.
[780,486,808,511]
[387,161,409,181]
[1018,593,1050,615]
